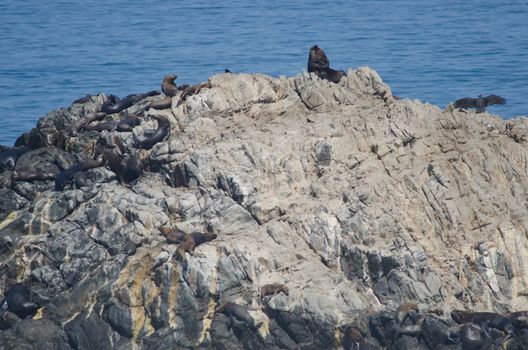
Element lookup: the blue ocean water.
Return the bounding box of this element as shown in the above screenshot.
[0,0,527,145]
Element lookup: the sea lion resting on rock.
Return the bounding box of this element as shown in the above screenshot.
[307,45,346,83]
[342,327,379,350]
[177,82,212,106]
[116,113,141,132]
[72,94,94,105]
[54,155,105,190]
[134,114,171,150]
[162,74,178,97]
[70,112,107,135]
[83,120,118,132]
[0,146,32,172]
[260,283,289,297]
[159,226,187,244]
[175,231,217,259]
[100,90,160,114]
[146,96,172,111]
[11,169,57,182]
[396,302,419,325]
[104,150,143,186]
[0,284,39,320]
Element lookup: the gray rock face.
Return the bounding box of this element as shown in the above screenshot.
[1,68,528,349]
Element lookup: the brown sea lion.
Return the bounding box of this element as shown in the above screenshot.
[100,90,160,114]
[116,113,141,132]
[134,114,170,150]
[177,82,212,106]
[11,169,56,182]
[396,302,419,325]
[146,96,172,111]
[70,112,107,135]
[162,74,178,97]
[83,120,118,132]
[159,226,186,244]
[342,327,378,350]
[54,155,105,191]
[175,231,217,258]
[260,283,289,297]
[104,150,143,186]
[307,45,346,83]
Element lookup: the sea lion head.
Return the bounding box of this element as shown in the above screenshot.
[164,74,177,83]
[308,45,330,72]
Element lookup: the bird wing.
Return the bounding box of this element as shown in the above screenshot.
[453,97,477,109]
[484,95,506,106]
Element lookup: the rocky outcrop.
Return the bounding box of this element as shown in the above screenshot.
[1,67,528,349]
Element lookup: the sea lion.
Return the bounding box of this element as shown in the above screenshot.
[396,302,419,325]
[175,231,217,258]
[342,327,378,350]
[224,69,232,74]
[307,45,346,83]
[70,112,107,135]
[83,120,118,132]
[159,226,186,244]
[216,303,261,331]
[162,74,178,97]
[104,150,143,186]
[260,283,289,297]
[0,146,31,172]
[134,114,171,150]
[54,155,105,191]
[11,169,56,182]
[0,284,39,319]
[451,310,502,324]
[452,94,506,113]
[116,113,141,132]
[177,82,212,106]
[72,94,93,104]
[146,96,172,111]
[100,90,160,114]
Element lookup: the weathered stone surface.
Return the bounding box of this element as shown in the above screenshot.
[1,68,528,349]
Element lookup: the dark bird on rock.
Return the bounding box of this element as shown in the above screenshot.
[453,94,506,113]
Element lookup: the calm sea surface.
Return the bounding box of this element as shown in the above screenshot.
[0,1,527,145]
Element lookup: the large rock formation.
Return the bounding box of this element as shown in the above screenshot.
[1,68,528,349]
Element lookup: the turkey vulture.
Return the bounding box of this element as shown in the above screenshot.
[453,94,506,113]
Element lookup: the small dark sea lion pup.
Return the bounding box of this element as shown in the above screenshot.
[0,146,32,171]
[308,45,346,83]
[54,155,105,191]
[134,114,171,150]
[452,94,506,113]
[0,284,39,319]
[162,74,178,97]
[100,90,160,114]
